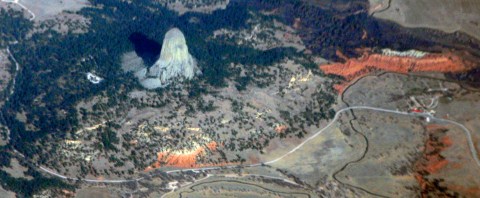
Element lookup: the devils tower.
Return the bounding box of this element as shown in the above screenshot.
[139,28,200,89]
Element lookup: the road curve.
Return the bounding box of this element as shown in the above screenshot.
[433,117,480,167]
[5,47,20,98]
[265,106,409,165]
[39,106,480,183]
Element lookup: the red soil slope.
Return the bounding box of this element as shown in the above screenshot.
[320,50,475,93]
[274,125,288,133]
[412,124,480,197]
[145,142,221,170]
[414,125,452,197]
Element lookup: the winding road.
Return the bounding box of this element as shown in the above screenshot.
[2,1,478,195]
[39,105,480,183]
[5,47,20,97]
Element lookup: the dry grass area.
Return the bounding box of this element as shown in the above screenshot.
[0,186,15,198]
[167,176,315,198]
[410,121,480,197]
[343,72,480,197]
[0,1,22,13]
[337,111,424,197]
[268,124,365,197]
[2,0,91,35]
[432,90,480,197]
[21,0,89,20]
[75,187,112,198]
[2,158,33,180]
[371,0,480,41]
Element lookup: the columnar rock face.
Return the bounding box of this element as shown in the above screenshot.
[140,28,200,89]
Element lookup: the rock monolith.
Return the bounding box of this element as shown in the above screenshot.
[140,28,199,89]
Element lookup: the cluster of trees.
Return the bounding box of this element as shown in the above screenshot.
[0,169,74,197]
[0,9,32,45]
[100,128,120,152]
[251,0,448,61]
[0,0,332,195]
[0,9,76,197]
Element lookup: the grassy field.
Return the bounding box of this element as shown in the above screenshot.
[371,0,480,40]
[75,187,112,198]
[167,176,316,198]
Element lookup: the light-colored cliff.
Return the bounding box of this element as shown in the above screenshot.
[140,28,200,89]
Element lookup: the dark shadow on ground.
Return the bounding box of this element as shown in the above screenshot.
[128,32,161,66]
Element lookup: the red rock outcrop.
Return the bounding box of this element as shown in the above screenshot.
[154,149,202,168]
[145,142,220,170]
[274,125,288,133]
[320,50,475,93]
[412,124,470,197]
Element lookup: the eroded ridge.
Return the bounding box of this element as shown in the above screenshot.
[321,49,475,93]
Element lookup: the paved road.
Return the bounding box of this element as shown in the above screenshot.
[264,106,409,165]
[39,105,480,183]
[434,117,480,167]
[160,173,300,198]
